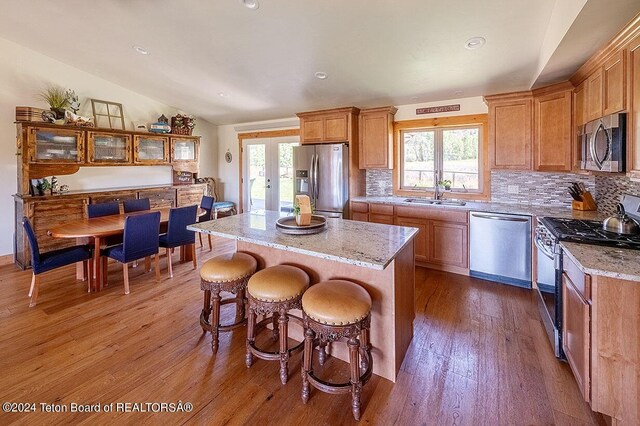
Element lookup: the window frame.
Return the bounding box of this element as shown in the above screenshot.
[399,124,483,192]
[392,114,489,201]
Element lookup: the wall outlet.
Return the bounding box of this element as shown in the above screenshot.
[507,185,519,194]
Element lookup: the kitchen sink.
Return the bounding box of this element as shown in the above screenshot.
[404,198,466,206]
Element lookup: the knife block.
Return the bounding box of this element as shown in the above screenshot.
[572,191,597,211]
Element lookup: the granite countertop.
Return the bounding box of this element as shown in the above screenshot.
[188,210,418,270]
[351,196,607,220]
[561,242,640,282]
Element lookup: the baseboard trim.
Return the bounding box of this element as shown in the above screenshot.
[0,253,15,266]
[416,261,469,276]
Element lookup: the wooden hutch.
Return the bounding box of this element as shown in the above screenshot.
[14,122,206,269]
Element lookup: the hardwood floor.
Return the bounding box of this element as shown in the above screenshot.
[0,238,603,425]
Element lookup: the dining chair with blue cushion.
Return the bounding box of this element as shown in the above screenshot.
[198,195,215,250]
[22,217,93,307]
[87,201,120,218]
[123,198,151,213]
[101,211,161,294]
[159,205,198,277]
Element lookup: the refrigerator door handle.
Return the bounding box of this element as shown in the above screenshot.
[314,154,319,197]
[309,153,316,200]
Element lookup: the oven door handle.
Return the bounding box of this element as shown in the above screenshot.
[534,234,554,260]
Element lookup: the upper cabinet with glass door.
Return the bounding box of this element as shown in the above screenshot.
[27,127,85,163]
[133,135,169,164]
[170,137,199,162]
[87,131,132,164]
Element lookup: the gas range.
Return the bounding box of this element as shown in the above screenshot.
[535,193,640,360]
[538,217,640,249]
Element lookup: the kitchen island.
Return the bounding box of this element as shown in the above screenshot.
[189,211,418,382]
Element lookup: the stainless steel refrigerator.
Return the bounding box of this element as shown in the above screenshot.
[293,143,349,218]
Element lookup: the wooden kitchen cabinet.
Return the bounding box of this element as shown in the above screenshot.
[297,107,359,144]
[176,184,207,207]
[27,126,85,164]
[586,70,604,122]
[369,202,394,224]
[350,201,369,222]
[534,89,573,171]
[170,136,200,174]
[90,190,137,210]
[133,135,170,164]
[562,273,591,403]
[87,131,132,164]
[429,221,468,269]
[395,216,428,262]
[138,188,176,209]
[358,106,397,169]
[486,93,533,170]
[574,81,588,127]
[603,51,626,115]
[628,33,640,177]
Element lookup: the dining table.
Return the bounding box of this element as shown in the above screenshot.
[48,207,204,292]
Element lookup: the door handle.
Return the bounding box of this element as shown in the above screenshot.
[314,154,319,197]
[309,154,316,199]
[471,213,529,222]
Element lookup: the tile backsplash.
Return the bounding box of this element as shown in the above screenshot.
[490,171,595,207]
[595,175,640,214]
[365,169,393,196]
[364,168,639,213]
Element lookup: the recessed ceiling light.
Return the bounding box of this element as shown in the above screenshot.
[132,45,149,55]
[218,92,228,97]
[240,0,259,10]
[464,37,486,50]
[454,90,463,96]
[314,71,328,80]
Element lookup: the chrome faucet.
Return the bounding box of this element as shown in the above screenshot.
[434,170,442,200]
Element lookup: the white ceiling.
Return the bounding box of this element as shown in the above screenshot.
[0,0,637,124]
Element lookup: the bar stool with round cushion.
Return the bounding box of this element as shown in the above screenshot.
[200,252,257,352]
[246,265,310,384]
[301,280,373,421]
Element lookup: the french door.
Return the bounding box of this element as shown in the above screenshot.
[242,136,298,213]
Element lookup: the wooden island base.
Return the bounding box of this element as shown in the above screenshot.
[237,240,415,383]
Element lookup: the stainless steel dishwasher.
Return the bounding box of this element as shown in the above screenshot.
[469,211,532,288]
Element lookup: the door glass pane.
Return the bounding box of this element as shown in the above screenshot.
[442,128,479,190]
[248,145,266,211]
[138,138,165,160]
[35,130,78,160]
[93,135,128,162]
[402,130,435,188]
[279,143,296,213]
[173,140,195,160]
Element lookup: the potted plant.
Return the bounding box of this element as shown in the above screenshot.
[293,196,312,226]
[437,179,452,191]
[38,86,70,120]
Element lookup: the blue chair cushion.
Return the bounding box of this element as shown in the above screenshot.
[102,244,126,263]
[34,245,93,275]
[213,201,234,210]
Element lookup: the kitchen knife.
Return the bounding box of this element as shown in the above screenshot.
[577,182,586,193]
[571,182,584,199]
[568,186,582,201]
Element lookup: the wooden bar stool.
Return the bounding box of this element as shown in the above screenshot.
[301,280,373,421]
[199,252,257,353]
[246,265,310,384]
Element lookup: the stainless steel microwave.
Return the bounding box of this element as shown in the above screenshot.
[580,113,626,172]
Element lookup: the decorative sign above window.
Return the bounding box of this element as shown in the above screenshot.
[416,104,461,115]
